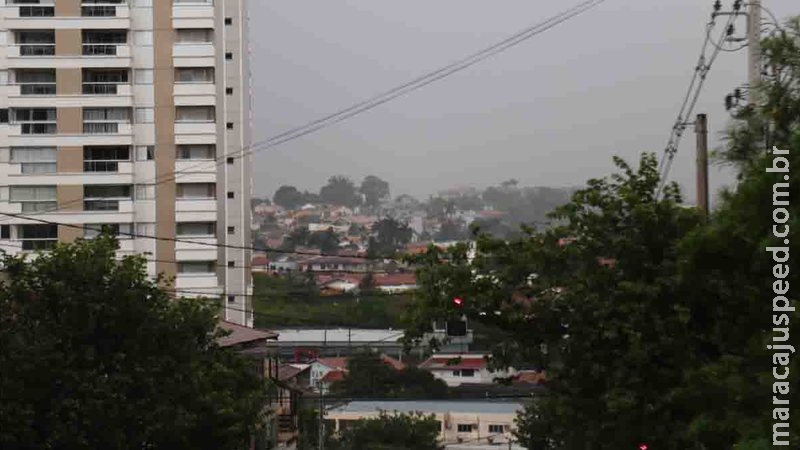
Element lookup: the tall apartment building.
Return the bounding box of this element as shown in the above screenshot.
[0,0,254,326]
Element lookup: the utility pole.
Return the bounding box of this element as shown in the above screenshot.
[747,0,762,105]
[695,113,709,215]
[318,390,325,450]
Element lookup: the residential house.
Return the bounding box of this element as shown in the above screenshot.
[419,354,515,387]
[309,355,405,393]
[299,256,369,273]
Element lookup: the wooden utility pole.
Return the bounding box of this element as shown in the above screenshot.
[695,113,709,214]
[747,0,762,105]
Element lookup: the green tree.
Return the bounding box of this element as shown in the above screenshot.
[283,226,311,251]
[368,217,412,258]
[0,236,268,450]
[308,228,341,255]
[274,185,305,209]
[320,176,362,208]
[330,353,448,399]
[360,175,391,210]
[329,412,443,450]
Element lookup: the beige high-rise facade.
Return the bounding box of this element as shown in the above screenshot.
[0,0,254,326]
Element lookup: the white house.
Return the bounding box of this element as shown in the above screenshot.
[419,354,515,387]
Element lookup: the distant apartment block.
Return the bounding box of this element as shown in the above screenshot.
[0,0,254,326]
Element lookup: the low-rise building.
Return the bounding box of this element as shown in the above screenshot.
[419,354,515,387]
[325,400,526,448]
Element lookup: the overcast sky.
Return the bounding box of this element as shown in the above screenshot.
[248,0,797,206]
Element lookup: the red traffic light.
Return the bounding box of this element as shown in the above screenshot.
[453,297,464,306]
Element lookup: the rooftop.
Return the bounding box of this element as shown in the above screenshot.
[328,400,525,415]
[273,328,404,344]
[217,321,278,347]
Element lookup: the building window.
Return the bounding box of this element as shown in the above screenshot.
[225,52,233,60]
[178,261,215,274]
[83,69,129,94]
[488,425,506,434]
[460,368,475,377]
[227,261,235,267]
[84,185,132,211]
[227,295,235,303]
[226,87,233,95]
[226,122,234,129]
[226,157,234,164]
[457,424,473,433]
[83,107,131,134]
[175,106,215,123]
[9,186,56,213]
[175,28,213,43]
[177,183,216,199]
[176,144,215,160]
[1,225,10,240]
[10,147,57,174]
[0,109,8,124]
[19,224,57,251]
[224,17,232,25]
[83,146,130,172]
[176,222,216,237]
[84,223,133,239]
[175,67,214,83]
[15,69,56,95]
[227,192,234,199]
[227,226,235,235]
[12,108,56,135]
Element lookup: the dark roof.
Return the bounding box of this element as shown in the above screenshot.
[217,321,278,347]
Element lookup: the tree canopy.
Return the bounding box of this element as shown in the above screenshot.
[368,217,413,258]
[0,236,268,450]
[320,176,362,208]
[360,175,391,210]
[330,353,448,399]
[329,412,443,450]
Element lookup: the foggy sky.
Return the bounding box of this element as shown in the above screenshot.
[248,0,797,206]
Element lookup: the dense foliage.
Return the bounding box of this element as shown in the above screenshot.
[0,236,268,450]
[329,412,443,450]
[330,353,448,399]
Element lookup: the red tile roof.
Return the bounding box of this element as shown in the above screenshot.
[374,273,416,287]
[315,357,349,371]
[320,370,346,383]
[419,355,488,371]
[217,321,278,347]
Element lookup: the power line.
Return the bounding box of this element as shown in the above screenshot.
[0,210,397,261]
[3,0,607,220]
[656,2,742,197]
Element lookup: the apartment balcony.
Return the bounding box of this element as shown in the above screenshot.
[6,123,133,147]
[3,4,130,29]
[173,43,215,67]
[175,274,221,292]
[83,198,134,213]
[173,83,216,106]
[172,2,215,29]
[5,83,132,108]
[174,160,217,184]
[175,237,219,262]
[83,160,133,175]
[174,121,217,141]
[5,44,131,69]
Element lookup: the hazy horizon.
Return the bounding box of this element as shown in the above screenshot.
[249,0,797,206]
